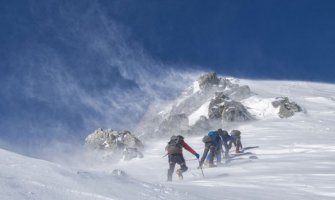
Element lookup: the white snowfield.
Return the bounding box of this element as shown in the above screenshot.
[1,79,335,200]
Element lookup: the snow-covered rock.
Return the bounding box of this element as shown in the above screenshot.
[85,128,144,152]
[272,97,302,118]
[208,92,254,122]
[198,72,220,89]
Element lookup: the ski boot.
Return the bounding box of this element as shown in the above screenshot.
[208,163,217,168]
[176,169,183,180]
[235,148,244,154]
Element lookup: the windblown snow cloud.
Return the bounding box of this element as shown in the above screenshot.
[0,1,201,155]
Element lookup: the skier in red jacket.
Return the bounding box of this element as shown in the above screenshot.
[165,135,200,181]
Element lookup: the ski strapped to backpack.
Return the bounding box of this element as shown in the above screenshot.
[202,135,212,143]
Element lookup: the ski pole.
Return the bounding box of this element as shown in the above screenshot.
[162,153,168,158]
[185,158,198,161]
[197,158,205,177]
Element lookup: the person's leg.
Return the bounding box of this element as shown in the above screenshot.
[206,153,212,165]
[228,140,232,150]
[178,155,188,173]
[175,155,188,180]
[223,142,230,158]
[238,136,243,149]
[216,148,222,164]
[236,138,243,153]
[208,145,216,167]
[167,155,176,181]
[232,139,238,153]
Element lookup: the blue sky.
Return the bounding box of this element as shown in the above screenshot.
[1,0,334,155]
[107,0,335,81]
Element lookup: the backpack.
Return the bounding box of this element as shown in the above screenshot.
[202,135,212,143]
[166,135,183,154]
[208,131,221,146]
[231,130,241,136]
[230,130,241,141]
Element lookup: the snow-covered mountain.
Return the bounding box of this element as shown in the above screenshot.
[135,73,302,138]
[1,76,335,200]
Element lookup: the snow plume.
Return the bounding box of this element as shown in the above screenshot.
[0,1,201,158]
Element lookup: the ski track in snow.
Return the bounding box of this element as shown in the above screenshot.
[1,79,335,200]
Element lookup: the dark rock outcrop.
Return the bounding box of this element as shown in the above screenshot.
[222,101,254,122]
[208,92,254,122]
[208,92,228,119]
[198,72,220,89]
[272,97,302,118]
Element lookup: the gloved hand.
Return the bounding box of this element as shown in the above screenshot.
[195,153,200,159]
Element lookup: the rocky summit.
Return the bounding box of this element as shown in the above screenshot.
[134,72,258,137]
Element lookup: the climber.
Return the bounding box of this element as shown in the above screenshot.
[199,129,222,168]
[165,135,200,181]
[228,130,243,153]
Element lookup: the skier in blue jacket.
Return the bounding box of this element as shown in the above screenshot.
[205,129,232,164]
[199,129,222,167]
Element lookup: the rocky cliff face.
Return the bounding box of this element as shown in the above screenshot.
[208,92,253,122]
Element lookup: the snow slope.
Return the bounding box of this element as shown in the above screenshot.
[0,148,192,200]
[1,79,335,200]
